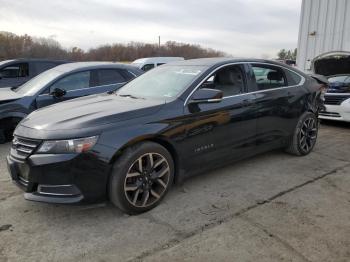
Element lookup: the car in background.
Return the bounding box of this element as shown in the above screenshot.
[6,58,325,214]
[0,62,143,142]
[276,59,296,67]
[131,57,184,71]
[319,74,350,122]
[0,59,69,88]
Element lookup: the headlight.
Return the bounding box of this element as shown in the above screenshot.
[37,136,99,154]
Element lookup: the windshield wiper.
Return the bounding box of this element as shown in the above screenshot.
[119,94,144,99]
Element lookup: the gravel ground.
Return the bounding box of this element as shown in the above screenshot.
[0,121,349,262]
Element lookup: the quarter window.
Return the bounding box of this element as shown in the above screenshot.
[97,69,126,86]
[141,64,155,71]
[252,65,287,90]
[50,71,90,93]
[285,70,302,86]
[0,63,29,78]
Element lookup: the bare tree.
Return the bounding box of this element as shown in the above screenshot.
[0,32,227,62]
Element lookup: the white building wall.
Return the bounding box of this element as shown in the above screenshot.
[297,0,350,73]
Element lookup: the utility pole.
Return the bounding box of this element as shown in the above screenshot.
[158,36,161,48]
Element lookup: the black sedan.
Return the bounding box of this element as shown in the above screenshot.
[7,58,325,214]
[0,62,143,142]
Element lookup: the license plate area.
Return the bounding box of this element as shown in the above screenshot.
[17,163,30,181]
[7,157,31,189]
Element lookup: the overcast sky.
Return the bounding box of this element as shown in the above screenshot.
[0,0,302,58]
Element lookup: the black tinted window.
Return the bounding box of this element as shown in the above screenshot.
[252,65,287,90]
[142,64,155,71]
[50,71,90,92]
[122,70,137,81]
[34,62,58,74]
[97,69,126,86]
[285,69,302,86]
[0,63,29,78]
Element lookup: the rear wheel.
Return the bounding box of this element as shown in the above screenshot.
[285,112,318,156]
[109,142,174,215]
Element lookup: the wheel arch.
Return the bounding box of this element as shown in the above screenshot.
[109,135,182,184]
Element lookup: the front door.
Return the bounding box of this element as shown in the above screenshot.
[35,70,92,108]
[35,69,129,108]
[179,64,258,172]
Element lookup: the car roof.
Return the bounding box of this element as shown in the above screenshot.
[166,57,289,66]
[132,57,184,64]
[0,58,69,64]
[51,62,140,73]
[166,57,306,75]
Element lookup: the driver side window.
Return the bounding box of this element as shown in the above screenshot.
[49,71,91,93]
[201,65,245,97]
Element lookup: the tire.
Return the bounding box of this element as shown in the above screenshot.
[0,129,6,144]
[109,142,174,215]
[285,112,318,156]
[0,118,21,144]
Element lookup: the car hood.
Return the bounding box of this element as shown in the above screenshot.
[20,94,164,131]
[0,87,23,102]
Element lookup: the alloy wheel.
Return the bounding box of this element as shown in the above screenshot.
[124,153,170,208]
[299,117,317,152]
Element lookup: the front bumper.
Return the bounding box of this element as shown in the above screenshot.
[319,100,350,122]
[7,150,112,204]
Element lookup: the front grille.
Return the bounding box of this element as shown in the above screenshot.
[319,111,341,118]
[324,94,350,105]
[10,136,42,161]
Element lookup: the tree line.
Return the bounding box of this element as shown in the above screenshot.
[0,31,226,62]
[277,48,297,60]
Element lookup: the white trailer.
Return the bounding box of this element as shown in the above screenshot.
[296,0,350,76]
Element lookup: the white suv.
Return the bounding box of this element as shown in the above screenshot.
[319,75,350,122]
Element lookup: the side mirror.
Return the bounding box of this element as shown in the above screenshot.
[50,88,66,98]
[189,88,223,104]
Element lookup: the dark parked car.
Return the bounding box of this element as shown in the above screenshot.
[0,59,68,88]
[7,58,325,214]
[0,62,143,142]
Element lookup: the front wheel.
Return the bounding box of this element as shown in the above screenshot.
[109,142,174,215]
[285,112,318,156]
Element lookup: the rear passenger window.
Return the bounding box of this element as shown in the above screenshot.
[252,65,287,90]
[97,69,126,86]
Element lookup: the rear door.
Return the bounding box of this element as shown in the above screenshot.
[248,63,303,148]
[94,68,129,93]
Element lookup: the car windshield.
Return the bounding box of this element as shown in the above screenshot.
[328,75,350,83]
[14,69,61,96]
[117,65,206,101]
